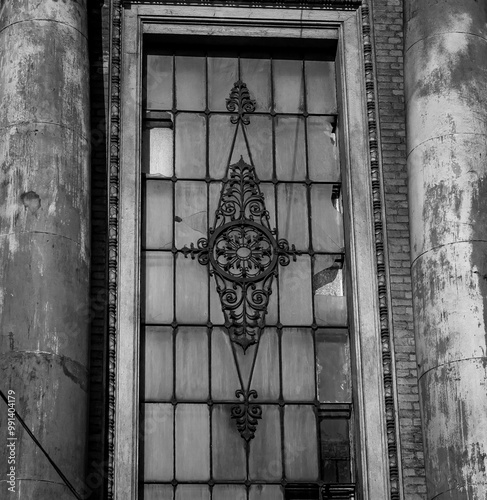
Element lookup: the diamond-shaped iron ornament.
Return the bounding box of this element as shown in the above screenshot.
[182,80,300,440]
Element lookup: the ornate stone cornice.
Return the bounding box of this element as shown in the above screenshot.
[123,0,361,8]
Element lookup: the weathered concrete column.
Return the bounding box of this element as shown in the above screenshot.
[405,1,487,498]
[0,1,90,498]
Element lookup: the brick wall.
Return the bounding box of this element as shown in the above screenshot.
[371,0,427,498]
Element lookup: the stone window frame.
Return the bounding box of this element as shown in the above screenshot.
[109,2,400,499]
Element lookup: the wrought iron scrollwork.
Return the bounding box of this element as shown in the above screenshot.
[230,390,262,442]
[182,81,300,440]
[226,80,256,124]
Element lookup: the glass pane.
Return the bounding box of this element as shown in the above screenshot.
[175,255,208,323]
[142,251,173,324]
[175,113,206,178]
[208,57,238,111]
[143,326,173,401]
[249,405,282,480]
[175,327,208,400]
[316,330,351,403]
[275,116,306,181]
[142,403,173,481]
[307,116,339,182]
[259,183,276,230]
[212,485,246,500]
[249,485,284,500]
[211,327,240,400]
[209,114,235,179]
[143,180,172,249]
[212,405,246,480]
[310,184,344,253]
[314,254,347,327]
[282,328,315,401]
[320,418,351,483]
[175,485,210,500]
[241,58,272,112]
[230,123,252,165]
[175,56,206,110]
[144,485,173,500]
[279,255,312,325]
[305,60,337,114]
[284,405,319,480]
[142,127,174,177]
[175,404,210,480]
[246,115,273,180]
[277,183,309,251]
[251,328,280,399]
[174,181,207,248]
[233,341,256,393]
[146,55,173,110]
[273,59,304,113]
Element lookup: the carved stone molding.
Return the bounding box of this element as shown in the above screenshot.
[123,0,361,9]
[361,2,401,499]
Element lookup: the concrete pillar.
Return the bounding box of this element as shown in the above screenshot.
[0,1,90,498]
[404,1,487,498]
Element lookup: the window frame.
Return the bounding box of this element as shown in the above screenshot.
[114,4,393,499]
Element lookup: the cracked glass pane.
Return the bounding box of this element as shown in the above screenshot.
[174,181,207,248]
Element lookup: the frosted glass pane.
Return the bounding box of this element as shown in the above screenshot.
[305,60,337,114]
[209,114,234,179]
[212,485,246,500]
[275,116,306,181]
[241,58,272,112]
[143,326,173,401]
[143,251,173,324]
[233,341,256,393]
[175,485,210,500]
[144,485,173,500]
[175,404,210,480]
[279,255,312,325]
[311,184,344,252]
[175,56,206,110]
[314,254,347,327]
[284,405,319,480]
[277,183,309,251]
[208,57,238,111]
[282,328,315,401]
[249,405,282,480]
[143,180,172,250]
[316,330,351,403]
[175,113,206,178]
[249,485,284,500]
[175,255,208,323]
[175,181,207,248]
[273,59,304,113]
[142,127,174,177]
[259,183,276,230]
[211,328,240,400]
[246,115,273,181]
[212,405,246,479]
[251,328,280,399]
[307,116,339,182]
[175,327,208,400]
[143,403,173,481]
[146,55,173,110]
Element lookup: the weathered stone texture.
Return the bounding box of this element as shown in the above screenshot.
[0,0,90,498]
[405,0,487,498]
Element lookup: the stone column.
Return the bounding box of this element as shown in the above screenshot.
[0,1,90,498]
[404,1,487,498]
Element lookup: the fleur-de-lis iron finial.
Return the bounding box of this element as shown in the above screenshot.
[226,80,256,124]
